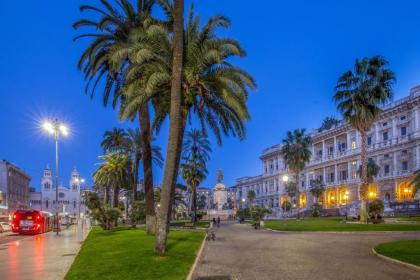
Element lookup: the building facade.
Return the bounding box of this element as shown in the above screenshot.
[0,160,31,216]
[29,165,90,218]
[235,86,420,214]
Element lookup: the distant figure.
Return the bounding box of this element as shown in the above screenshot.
[212,217,217,227]
[217,216,221,228]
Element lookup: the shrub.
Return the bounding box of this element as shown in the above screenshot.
[236,208,251,219]
[129,201,145,228]
[91,206,121,230]
[281,201,291,212]
[369,199,384,224]
[250,205,271,223]
[311,203,322,217]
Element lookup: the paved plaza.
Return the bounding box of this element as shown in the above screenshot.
[0,227,87,280]
[192,222,420,280]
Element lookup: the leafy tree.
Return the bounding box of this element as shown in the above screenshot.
[410,169,420,199]
[73,0,160,235]
[197,194,207,210]
[357,158,380,185]
[368,199,384,223]
[334,55,395,223]
[311,203,322,217]
[236,208,250,219]
[101,128,129,153]
[247,190,256,204]
[250,205,270,224]
[318,116,340,132]
[281,200,291,212]
[129,201,146,228]
[309,178,325,203]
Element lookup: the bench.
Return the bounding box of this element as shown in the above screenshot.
[183,222,194,229]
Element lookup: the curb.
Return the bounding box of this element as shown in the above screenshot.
[186,232,207,280]
[371,247,420,272]
[264,228,420,234]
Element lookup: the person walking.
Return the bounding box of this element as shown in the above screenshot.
[217,216,221,228]
[212,217,217,227]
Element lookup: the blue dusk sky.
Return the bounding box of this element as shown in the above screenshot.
[1,0,420,190]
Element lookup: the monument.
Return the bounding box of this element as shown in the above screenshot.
[207,169,233,220]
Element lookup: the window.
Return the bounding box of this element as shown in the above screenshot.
[351,139,356,149]
[401,127,407,137]
[340,170,348,180]
[402,150,408,155]
[383,122,388,127]
[328,146,334,155]
[384,165,390,174]
[329,173,335,182]
[402,161,408,171]
[44,182,50,190]
[384,154,389,159]
[367,136,372,146]
[352,171,357,179]
[400,115,406,121]
[383,131,388,141]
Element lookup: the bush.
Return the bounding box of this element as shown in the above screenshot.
[369,199,384,224]
[250,205,271,223]
[281,201,291,212]
[311,203,322,217]
[91,206,121,230]
[236,208,251,219]
[129,201,145,228]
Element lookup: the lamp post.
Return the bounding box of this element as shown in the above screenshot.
[344,191,349,221]
[75,177,85,218]
[43,119,69,235]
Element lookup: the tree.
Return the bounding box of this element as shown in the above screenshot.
[334,56,395,223]
[126,128,163,234]
[93,153,133,209]
[180,129,211,222]
[129,201,146,228]
[357,158,380,184]
[368,199,384,223]
[318,116,340,132]
[101,128,129,153]
[74,0,160,234]
[247,190,256,205]
[281,129,312,219]
[309,178,325,203]
[410,169,420,199]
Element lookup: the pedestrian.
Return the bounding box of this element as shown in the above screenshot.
[212,217,216,227]
[217,216,221,228]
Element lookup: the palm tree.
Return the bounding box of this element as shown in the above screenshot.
[101,128,129,153]
[247,190,256,205]
[318,117,340,132]
[180,129,211,222]
[93,153,133,208]
[334,55,395,223]
[74,0,162,234]
[309,178,325,203]
[281,129,312,219]
[410,169,420,199]
[357,158,380,184]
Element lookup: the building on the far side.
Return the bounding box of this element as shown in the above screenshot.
[0,160,31,216]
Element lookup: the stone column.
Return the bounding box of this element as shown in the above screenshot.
[333,136,337,157]
[334,164,338,184]
[393,151,398,176]
[323,167,326,184]
[391,117,397,144]
[322,140,325,160]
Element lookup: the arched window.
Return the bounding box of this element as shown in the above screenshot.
[397,181,414,201]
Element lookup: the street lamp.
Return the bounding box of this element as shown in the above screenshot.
[282,175,289,216]
[75,177,85,218]
[43,119,69,235]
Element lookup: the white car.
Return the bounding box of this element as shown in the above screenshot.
[0,221,11,232]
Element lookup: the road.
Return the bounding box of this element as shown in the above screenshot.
[0,231,28,245]
[0,226,87,280]
[192,222,420,280]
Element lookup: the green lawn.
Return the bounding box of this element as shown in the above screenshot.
[396,216,420,222]
[170,220,210,228]
[264,217,420,231]
[65,227,205,280]
[375,240,420,267]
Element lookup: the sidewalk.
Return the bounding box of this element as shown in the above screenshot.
[0,226,88,280]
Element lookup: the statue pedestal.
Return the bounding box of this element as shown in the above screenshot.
[206,209,233,221]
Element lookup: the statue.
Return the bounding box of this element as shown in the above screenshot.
[217,169,223,183]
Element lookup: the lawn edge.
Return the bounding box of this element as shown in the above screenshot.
[263,227,420,234]
[371,247,420,272]
[186,231,207,280]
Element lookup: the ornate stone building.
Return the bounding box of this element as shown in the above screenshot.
[235,86,420,215]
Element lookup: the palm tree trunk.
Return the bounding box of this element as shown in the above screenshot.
[295,171,300,219]
[133,156,140,201]
[113,187,120,208]
[105,186,109,205]
[166,111,187,231]
[192,186,197,223]
[155,0,184,255]
[360,130,368,223]
[139,106,156,235]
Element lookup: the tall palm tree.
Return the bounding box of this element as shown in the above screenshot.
[93,153,133,208]
[101,128,129,153]
[180,129,211,222]
[74,0,162,234]
[334,55,395,223]
[281,129,312,219]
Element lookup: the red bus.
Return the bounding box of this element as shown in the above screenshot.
[11,210,54,235]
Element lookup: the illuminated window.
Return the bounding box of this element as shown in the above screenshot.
[351,139,356,149]
[352,161,356,166]
[397,181,414,201]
